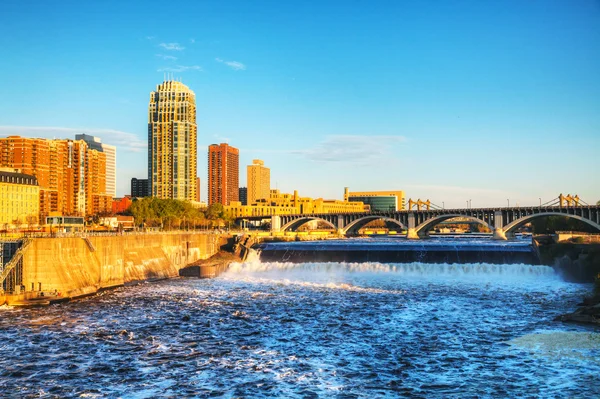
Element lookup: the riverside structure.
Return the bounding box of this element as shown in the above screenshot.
[239,203,600,239]
[0,231,226,304]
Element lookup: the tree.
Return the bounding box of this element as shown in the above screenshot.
[26,215,37,230]
[206,203,225,220]
[597,200,600,206]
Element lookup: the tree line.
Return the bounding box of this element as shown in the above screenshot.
[124,197,234,230]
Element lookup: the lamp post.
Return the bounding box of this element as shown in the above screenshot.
[442,202,445,209]
[466,200,469,209]
[539,198,541,208]
[469,199,472,209]
[507,199,510,208]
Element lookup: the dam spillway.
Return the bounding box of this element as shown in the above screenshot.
[256,236,537,265]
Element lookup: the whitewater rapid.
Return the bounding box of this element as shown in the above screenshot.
[1,256,598,398]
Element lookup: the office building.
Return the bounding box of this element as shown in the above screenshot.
[208,143,239,206]
[0,136,111,218]
[148,80,197,200]
[0,168,40,227]
[75,134,117,198]
[344,187,405,211]
[247,159,270,205]
[131,178,150,197]
[239,187,247,205]
[226,189,367,218]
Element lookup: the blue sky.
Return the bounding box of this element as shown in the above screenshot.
[0,0,599,207]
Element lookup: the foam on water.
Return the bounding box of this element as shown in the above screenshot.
[0,242,598,397]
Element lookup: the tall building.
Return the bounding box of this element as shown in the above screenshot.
[75,134,117,198]
[0,136,111,218]
[208,143,239,206]
[239,187,247,205]
[131,178,150,197]
[148,80,197,201]
[344,187,405,211]
[196,177,201,202]
[247,159,270,205]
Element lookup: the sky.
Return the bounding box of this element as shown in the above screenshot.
[0,0,599,208]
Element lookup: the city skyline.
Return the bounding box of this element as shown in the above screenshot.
[0,1,599,207]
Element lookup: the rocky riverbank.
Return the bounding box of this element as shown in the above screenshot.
[556,279,600,326]
[535,239,600,325]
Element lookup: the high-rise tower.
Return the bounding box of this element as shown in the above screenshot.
[148,80,197,200]
[208,143,239,206]
[247,159,270,205]
[76,134,116,198]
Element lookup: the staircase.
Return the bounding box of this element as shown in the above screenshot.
[0,238,33,287]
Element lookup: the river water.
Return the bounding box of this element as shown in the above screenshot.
[1,239,599,398]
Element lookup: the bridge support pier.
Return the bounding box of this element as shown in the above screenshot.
[492,228,507,241]
[271,216,281,233]
[406,213,419,239]
[407,228,420,240]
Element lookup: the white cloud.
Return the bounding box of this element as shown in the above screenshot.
[215,58,246,71]
[145,36,155,40]
[155,54,177,61]
[157,65,202,73]
[212,134,230,143]
[159,42,185,51]
[190,38,195,44]
[0,126,147,153]
[292,135,406,163]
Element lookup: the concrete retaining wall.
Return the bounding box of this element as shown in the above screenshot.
[5,233,225,304]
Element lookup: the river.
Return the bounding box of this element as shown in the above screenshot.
[1,238,599,398]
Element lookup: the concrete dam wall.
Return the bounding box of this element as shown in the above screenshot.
[12,233,225,302]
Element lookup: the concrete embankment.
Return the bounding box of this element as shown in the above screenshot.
[179,235,254,279]
[3,233,227,305]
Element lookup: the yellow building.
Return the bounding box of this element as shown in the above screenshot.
[343,187,405,211]
[148,80,197,201]
[225,189,367,218]
[0,168,40,228]
[247,159,270,205]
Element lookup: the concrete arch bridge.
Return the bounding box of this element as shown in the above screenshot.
[237,205,600,240]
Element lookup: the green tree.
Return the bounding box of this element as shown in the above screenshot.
[206,203,225,220]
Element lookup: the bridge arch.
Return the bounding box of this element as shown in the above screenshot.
[280,217,336,232]
[503,212,600,237]
[343,216,406,235]
[415,214,493,236]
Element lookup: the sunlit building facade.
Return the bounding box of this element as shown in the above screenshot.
[344,187,405,211]
[225,189,367,218]
[208,143,239,206]
[247,159,270,205]
[0,169,40,227]
[0,136,111,218]
[76,134,117,198]
[148,80,197,201]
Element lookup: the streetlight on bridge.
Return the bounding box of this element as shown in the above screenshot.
[507,199,510,208]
